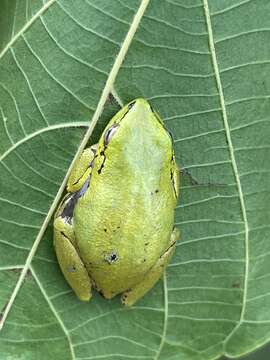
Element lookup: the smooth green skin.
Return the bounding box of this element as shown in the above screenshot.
[54,98,180,306]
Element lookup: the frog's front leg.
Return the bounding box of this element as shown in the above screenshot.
[67,144,98,193]
[121,228,180,306]
[54,196,92,301]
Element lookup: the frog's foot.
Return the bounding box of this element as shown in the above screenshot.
[54,218,92,301]
[121,228,180,306]
[67,144,98,193]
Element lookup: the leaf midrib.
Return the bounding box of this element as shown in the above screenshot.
[203,0,249,350]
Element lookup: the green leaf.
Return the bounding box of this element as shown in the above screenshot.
[1,0,270,359]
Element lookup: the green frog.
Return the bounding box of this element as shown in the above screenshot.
[54,98,180,306]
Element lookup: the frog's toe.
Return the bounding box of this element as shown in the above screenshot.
[121,290,132,306]
[99,289,115,300]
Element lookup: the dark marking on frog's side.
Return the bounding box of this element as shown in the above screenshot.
[145,242,149,246]
[160,240,176,259]
[78,176,91,197]
[99,290,105,298]
[61,179,91,223]
[61,194,77,223]
[170,170,178,198]
[104,228,107,232]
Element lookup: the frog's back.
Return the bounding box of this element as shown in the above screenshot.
[74,99,178,297]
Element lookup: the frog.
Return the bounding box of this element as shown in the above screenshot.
[53,98,180,306]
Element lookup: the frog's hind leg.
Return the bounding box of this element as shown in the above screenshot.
[54,204,92,301]
[121,228,180,306]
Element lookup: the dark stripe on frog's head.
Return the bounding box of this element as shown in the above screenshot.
[100,102,133,149]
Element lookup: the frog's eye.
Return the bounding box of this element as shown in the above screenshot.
[104,124,119,145]
[128,100,136,110]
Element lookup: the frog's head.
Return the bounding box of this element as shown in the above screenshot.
[99,98,173,159]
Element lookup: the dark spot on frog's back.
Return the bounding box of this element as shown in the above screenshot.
[105,251,119,264]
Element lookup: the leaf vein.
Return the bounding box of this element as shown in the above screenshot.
[203,0,249,348]
[0,0,57,60]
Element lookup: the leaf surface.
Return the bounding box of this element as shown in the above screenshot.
[1,1,270,359]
